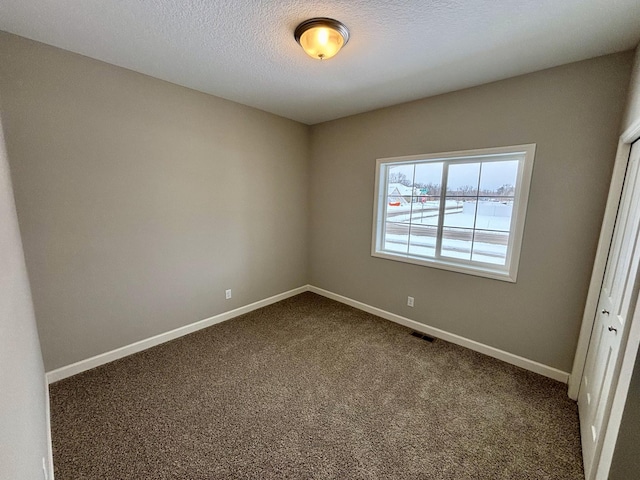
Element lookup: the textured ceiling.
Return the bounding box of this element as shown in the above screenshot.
[1,0,639,124]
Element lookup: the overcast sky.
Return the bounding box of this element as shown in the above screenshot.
[390,160,518,192]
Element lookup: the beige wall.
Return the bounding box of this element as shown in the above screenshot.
[0,32,310,371]
[611,42,640,480]
[0,111,50,478]
[0,30,634,376]
[309,52,633,372]
[622,46,640,133]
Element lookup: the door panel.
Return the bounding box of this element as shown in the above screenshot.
[579,141,640,479]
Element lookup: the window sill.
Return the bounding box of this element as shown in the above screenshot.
[371,250,517,283]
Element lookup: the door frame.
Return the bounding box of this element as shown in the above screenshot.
[569,119,640,478]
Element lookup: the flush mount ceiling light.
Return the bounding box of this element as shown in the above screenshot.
[294,18,350,60]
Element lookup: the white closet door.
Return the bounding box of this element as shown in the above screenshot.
[578,140,640,479]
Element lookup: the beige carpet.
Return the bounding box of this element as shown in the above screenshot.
[50,292,584,479]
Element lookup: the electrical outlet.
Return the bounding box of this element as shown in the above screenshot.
[225,289,232,300]
[42,457,49,480]
[407,296,414,307]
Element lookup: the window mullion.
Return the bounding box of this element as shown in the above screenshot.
[406,164,416,255]
[435,162,449,258]
[470,162,482,259]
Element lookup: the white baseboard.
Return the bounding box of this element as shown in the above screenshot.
[308,286,570,383]
[45,285,309,384]
[46,283,569,385]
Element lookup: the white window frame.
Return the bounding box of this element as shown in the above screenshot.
[371,144,536,282]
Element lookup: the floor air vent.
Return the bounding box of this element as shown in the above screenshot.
[411,331,435,342]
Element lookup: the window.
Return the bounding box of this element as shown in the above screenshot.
[371,144,535,282]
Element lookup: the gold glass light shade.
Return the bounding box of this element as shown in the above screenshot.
[294,18,349,60]
[298,26,344,60]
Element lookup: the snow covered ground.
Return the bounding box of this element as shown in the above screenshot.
[384,232,507,265]
[383,200,512,265]
[387,200,512,230]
